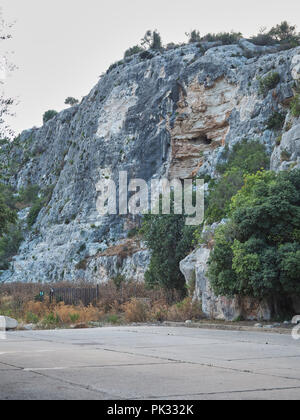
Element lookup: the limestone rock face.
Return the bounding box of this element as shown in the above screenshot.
[271,123,300,171]
[180,247,272,321]
[1,42,300,284]
[291,54,300,81]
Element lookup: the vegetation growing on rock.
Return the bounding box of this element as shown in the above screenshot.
[203,140,269,224]
[43,110,58,124]
[208,170,300,313]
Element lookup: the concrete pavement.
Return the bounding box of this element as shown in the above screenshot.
[0,326,300,400]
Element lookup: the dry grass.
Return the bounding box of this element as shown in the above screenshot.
[0,281,203,328]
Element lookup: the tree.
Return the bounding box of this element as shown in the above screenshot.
[141,30,162,51]
[251,21,300,48]
[0,192,16,236]
[186,30,201,43]
[269,21,299,43]
[43,110,58,124]
[205,140,269,223]
[64,97,79,106]
[208,170,300,312]
[141,198,195,294]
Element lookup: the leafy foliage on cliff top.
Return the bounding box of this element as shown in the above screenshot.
[43,110,58,124]
[250,21,300,48]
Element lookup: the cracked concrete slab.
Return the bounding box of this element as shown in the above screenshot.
[1,326,300,400]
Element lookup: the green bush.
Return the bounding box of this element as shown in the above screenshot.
[17,185,40,206]
[186,30,201,43]
[124,45,143,58]
[204,140,269,224]
[26,184,54,229]
[0,224,23,270]
[290,94,300,117]
[281,149,291,162]
[269,21,300,46]
[27,199,44,228]
[141,201,195,294]
[127,227,139,238]
[250,21,300,48]
[43,110,58,124]
[0,183,16,211]
[140,51,154,60]
[26,312,39,323]
[217,140,269,175]
[75,259,87,270]
[141,30,162,51]
[205,169,244,224]
[259,72,280,96]
[201,31,242,45]
[266,112,286,130]
[250,33,276,46]
[69,313,80,323]
[208,170,300,305]
[0,192,16,236]
[64,97,79,106]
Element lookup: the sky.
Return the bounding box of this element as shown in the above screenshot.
[1,0,300,135]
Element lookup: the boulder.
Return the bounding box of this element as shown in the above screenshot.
[0,316,18,330]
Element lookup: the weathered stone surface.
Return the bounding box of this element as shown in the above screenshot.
[291,54,300,81]
[0,316,18,330]
[271,123,300,171]
[1,43,300,285]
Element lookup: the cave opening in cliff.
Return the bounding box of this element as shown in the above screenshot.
[193,134,212,145]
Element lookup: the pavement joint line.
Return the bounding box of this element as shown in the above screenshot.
[138,385,300,399]
[28,369,123,399]
[23,362,178,371]
[100,347,300,384]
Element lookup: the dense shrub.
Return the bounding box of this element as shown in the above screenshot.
[141,207,195,294]
[0,224,23,270]
[204,140,269,224]
[16,184,40,207]
[266,111,286,130]
[139,51,154,60]
[43,110,58,124]
[269,21,300,46]
[250,33,277,46]
[64,97,79,106]
[290,94,300,117]
[201,31,242,45]
[141,30,162,51]
[27,199,43,228]
[259,72,280,96]
[208,170,300,307]
[124,45,143,59]
[250,21,300,48]
[26,185,54,228]
[186,30,201,43]
[0,190,16,236]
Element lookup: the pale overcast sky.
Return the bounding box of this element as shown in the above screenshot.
[1,0,300,135]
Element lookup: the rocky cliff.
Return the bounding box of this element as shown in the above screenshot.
[1,40,300,288]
